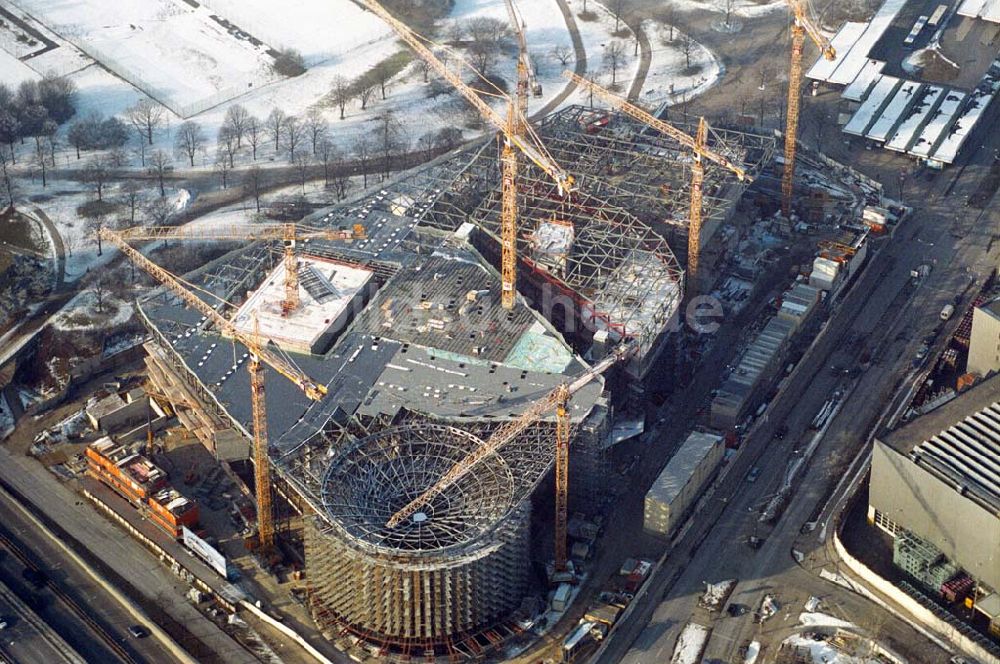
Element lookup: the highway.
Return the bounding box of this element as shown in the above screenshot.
[0,575,86,664]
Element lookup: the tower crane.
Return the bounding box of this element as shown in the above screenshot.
[116,222,366,316]
[386,343,634,572]
[564,72,748,289]
[100,228,329,550]
[358,0,574,310]
[782,0,835,218]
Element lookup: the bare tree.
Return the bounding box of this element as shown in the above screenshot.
[90,274,108,312]
[415,58,432,83]
[32,135,48,188]
[331,76,351,120]
[551,44,573,66]
[224,104,249,147]
[266,108,286,152]
[357,81,377,110]
[283,115,304,161]
[332,165,350,201]
[372,60,395,100]
[0,147,17,210]
[376,111,404,182]
[119,180,141,224]
[611,0,627,32]
[82,154,111,201]
[317,138,335,186]
[662,7,676,41]
[724,0,735,28]
[353,135,373,188]
[245,114,262,161]
[680,34,695,69]
[144,196,174,226]
[84,214,107,256]
[243,164,264,213]
[148,149,171,197]
[213,149,232,189]
[174,120,204,167]
[131,132,147,168]
[293,152,311,194]
[125,99,164,146]
[603,40,628,85]
[303,111,328,155]
[218,125,239,168]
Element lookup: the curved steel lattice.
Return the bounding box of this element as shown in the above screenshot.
[319,424,516,552]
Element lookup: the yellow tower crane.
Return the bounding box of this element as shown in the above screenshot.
[783,0,835,218]
[386,343,633,572]
[100,228,328,551]
[564,72,748,290]
[358,0,574,309]
[116,222,366,316]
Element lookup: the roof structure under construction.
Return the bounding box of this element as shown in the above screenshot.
[137,104,775,659]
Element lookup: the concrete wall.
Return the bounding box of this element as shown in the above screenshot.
[968,305,1000,378]
[870,440,1000,592]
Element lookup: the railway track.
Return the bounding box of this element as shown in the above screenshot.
[0,526,139,664]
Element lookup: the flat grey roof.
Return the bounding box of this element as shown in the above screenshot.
[646,431,722,505]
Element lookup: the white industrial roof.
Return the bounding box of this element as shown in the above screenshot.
[958,0,1000,21]
[931,61,1000,164]
[868,81,922,142]
[806,22,867,81]
[844,75,900,136]
[231,256,373,352]
[909,90,966,158]
[843,59,884,101]
[827,0,908,85]
[886,86,943,152]
[958,0,988,17]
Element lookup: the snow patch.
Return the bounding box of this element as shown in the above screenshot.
[700,579,736,610]
[670,622,709,664]
[799,611,856,630]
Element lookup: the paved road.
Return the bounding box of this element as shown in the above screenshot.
[0,446,256,664]
[600,97,1000,664]
[0,576,86,664]
[0,491,180,664]
[29,206,66,290]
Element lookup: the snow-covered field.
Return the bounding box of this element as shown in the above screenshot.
[11,0,277,115]
[52,289,135,332]
[195,0,394,65]
[670,0,786,18]
[637,21,723,106]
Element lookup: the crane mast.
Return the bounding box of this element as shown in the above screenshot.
[564,72,748,290]
[386,343,633,571]
[360,0,575,309]
[249,315,275,549]
[782,0,836,218]
[100,228,328,401]
[102,228,333,554]
[116,222,365,316]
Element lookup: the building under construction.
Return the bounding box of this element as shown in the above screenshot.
[136,105,774,660]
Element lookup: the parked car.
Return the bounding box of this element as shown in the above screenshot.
[128,625,149,639]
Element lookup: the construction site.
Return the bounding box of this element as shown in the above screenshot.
[0,0,930,658]
[119,95,777,656]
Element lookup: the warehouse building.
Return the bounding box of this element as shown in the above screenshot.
[967,298,1000,378]
[644,431,724,538]
[868,375,1000,636]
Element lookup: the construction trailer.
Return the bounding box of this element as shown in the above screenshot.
[644,431,724,538]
